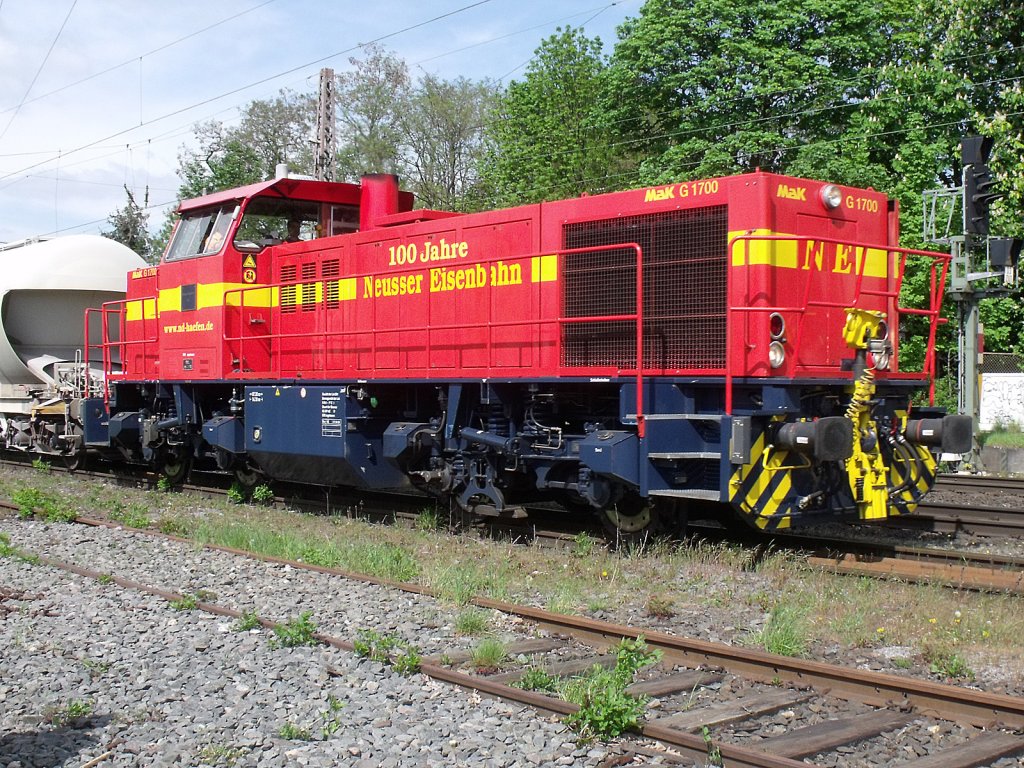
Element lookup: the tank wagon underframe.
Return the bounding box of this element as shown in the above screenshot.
[5,171,970,538]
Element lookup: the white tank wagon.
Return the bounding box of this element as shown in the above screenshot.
[0,235,145,460]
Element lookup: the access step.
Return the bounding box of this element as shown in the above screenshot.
[648,451,720,460]
[626,413,724,422]
[649,489,721,501]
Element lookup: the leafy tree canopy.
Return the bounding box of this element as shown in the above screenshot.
[101,185,156,263]
[479,27,619,206]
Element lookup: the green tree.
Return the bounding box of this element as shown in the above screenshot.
[605,0,895,184]
[102,185,155,263]
[399,74,499,210]
[335,44,411,180]
[479,27,618,206]
[176,89,315,201]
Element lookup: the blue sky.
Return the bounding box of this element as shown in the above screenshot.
[0,0,643,244]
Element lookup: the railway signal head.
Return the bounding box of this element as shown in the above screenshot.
[961,136,1002,238]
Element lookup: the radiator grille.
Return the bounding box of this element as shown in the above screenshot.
[323,260,340,309]
[562,206,728,369]
[300,263,317,312]
[280,264,297,314]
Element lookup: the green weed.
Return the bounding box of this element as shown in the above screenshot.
[157,516,193,536]
[320,695,345,738]
[108,501,150,528]
[391,645,421,676]
[271,611,319,648]
[454,607,489,636]
[81,658,111,678]
[197,744,246,765]
[251,484,274,505]
[702,725,723,767]
[645,593,676,619]
[227,482,246,504]
[0,533,39,565]
[561,636,661,740]
[414,507,440,531]
[514,666,559,693]
[31,458,51,473]
[46,699,93,726]
[234,610,262,632]
[170,593,199,611]
[353,628,398,662]
[278,722,311,740]
[747,603,810,657]
[925,647,974,679]
[571,532,598,558]
[471,638,507,672]
[352,628,419,674]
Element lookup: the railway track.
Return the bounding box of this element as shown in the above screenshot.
[897,502,1024,538]
[935,475,1024,495]
[3,456,1023,596]
[894,474,1024,538]
[3,515,1023,768]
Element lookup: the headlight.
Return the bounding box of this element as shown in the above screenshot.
[769,312,786,340]
[820,184,843,210]
[769,341,786,369]
[868,320,892,370]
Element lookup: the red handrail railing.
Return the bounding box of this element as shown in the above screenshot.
[726,234,951,412]
[223,243,649,436]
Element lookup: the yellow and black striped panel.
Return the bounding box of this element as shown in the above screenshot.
[888,442,938,514]
[728,423,796,531]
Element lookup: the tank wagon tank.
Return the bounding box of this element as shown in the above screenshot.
[78,171,968,538]
[0,235,145,464]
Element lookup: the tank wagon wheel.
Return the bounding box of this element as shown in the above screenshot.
[62,449,87,473]
[599,493,683,548]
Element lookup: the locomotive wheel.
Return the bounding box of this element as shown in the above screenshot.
[600,493,666,547]
[599,495,689,546]
[160,455,191,486]
[233,462,264,490]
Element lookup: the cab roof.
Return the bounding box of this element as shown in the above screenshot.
[177,177,366,213]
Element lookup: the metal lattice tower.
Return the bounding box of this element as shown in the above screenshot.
[314,68,335,182]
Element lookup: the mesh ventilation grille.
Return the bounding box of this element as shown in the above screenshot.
[562,206,728,369]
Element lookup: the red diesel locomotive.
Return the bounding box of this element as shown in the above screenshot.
[75,170,968,538]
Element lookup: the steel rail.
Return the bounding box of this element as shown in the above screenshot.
[893,502,1024,537]
[936,475,1024,494]
[6,534,809,768]
[487,604,1024,730]
[41,514,1024,732]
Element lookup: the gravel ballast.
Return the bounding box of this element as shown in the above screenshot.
[0,519,611,768]
[2,465,1023,767]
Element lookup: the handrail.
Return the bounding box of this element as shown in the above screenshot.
[223,242,649,437]
[726,234,951,412]
[87,300,158,405]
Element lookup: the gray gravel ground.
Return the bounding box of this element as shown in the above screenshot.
[2,468,1023,767]
[0,520,614,768]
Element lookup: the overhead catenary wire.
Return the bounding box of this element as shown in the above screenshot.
[0,1,496,185]
[3,3,1021,238]
[0,0,78,142]
[0,0,280,118]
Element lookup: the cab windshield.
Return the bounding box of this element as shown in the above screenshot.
[164,204,237,262]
